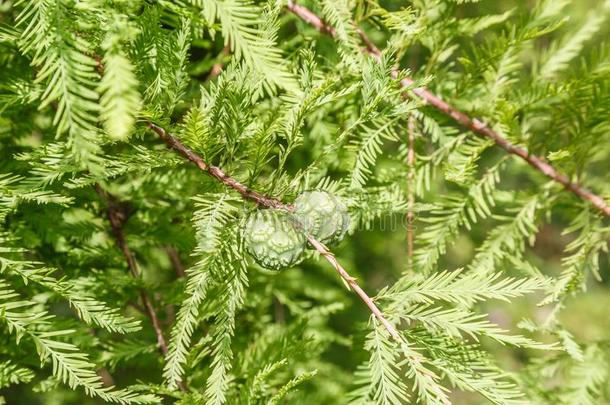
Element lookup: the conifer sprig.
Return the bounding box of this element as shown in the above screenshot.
[3,0,609,402]
[147,122,400,340]
[0,282,159,403]
[286,1,610,217]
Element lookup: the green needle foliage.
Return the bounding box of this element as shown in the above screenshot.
[1,0,610,404]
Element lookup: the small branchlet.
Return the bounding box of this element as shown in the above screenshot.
[147,123,400,340]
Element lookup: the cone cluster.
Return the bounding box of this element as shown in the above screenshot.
[244,190,350,270]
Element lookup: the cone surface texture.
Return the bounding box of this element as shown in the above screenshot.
[244,209,306,270]
[294,190,350,246]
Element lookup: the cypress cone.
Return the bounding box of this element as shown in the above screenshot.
[294,190,350,247]
[243,209,306,270]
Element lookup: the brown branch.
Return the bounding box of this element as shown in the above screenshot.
[89,328,116,387]
[147,123,400,340]
[166,246,186,278]
[94,185,170,357]
[286,1,610,218]
[407,116,416,265]
[287,0,336,36]
[205,45,231,82]
[163,246,185,328]
[273,296,285,324]
[148,123,290,210]
[307,236,400,340]
[98,367,115,388]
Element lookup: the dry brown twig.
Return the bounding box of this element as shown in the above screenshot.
[285,0,610,218]
[166,245,186,278]
[95,185,171,356]
[148,123,401,341]
[96,185,189,390]
[150,124,288,210]
[306,235,400,339]
[164,246,184,327]
[205,45,231,82]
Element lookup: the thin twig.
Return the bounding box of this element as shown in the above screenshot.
[285,1,610,218]
[273,296,285,324]
[94,185,170,356]
[149,123,289,210]
[205,45,231,82]
[89,328,116,387]
[98,367,115,388]
[166,246,186,278]
[147,123,401,340]
[307,236,400,340]
[407,116,416,266]
[163,246,184,328]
